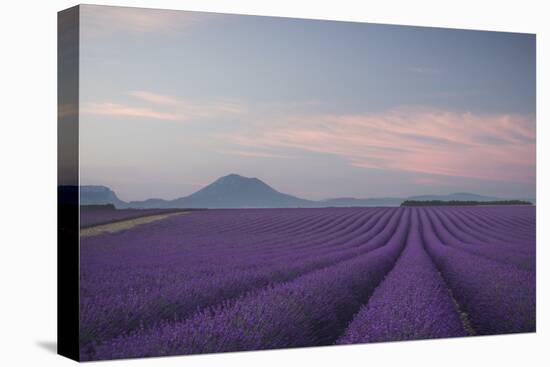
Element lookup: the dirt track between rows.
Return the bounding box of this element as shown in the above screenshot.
[80,212,188,237]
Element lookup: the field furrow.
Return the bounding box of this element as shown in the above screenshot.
[86,210,411,360]
[429,209,534,269]
[337,209,467,344]
[442,207,534,244]
[419,209,536,335]
[80,208,401,351]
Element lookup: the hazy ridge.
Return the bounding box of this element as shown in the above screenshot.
[69,174,534,209]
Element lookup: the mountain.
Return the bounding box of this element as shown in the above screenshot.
[180,174,314,208]
[79,185,127,207]
[128,174,314,209]
[72,175,534,209]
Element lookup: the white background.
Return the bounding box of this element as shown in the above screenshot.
[0,0,548,365]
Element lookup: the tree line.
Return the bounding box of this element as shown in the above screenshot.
[401,200,533,207]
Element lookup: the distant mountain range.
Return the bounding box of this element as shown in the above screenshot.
[78,185,127,207]
[71,173,534,209]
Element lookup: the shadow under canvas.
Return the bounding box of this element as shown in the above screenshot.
[36,340,57,354]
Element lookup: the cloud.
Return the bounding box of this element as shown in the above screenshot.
[129,90,244,117]
[129,91,181,105]
[81,102,179,120]
[82,91,245,122]
[227,106,535,183]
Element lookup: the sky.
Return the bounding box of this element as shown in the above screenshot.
[79,5,536,201]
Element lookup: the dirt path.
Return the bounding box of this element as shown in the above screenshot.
[81,212,188,238]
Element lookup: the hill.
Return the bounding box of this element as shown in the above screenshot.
[69,175,534,209]
[128,174,314,208]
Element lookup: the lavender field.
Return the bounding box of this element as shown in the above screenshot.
[79,206,535,361]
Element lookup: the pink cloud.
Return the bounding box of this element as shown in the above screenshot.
[228,107,535,183]
[129,91,182,105]
[82,91,245,122]
[82,102,179,120]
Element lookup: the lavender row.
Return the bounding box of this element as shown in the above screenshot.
[420,209,535,335]
[436,210,534,247]
[337,209,468,344]
[80,207,374,269]
[80,208,385,297]
[429,209,535,270]
[466,206,535,232]
[78,208,383,310]
[442,206,535,241]
[473,206,534,233]
[80,208,401,350]
[86,209,411,360]
[79,208,388,299]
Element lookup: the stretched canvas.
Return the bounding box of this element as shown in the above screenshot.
[58,4,536,362]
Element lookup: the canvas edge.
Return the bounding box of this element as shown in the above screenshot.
[57,4,81,362]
